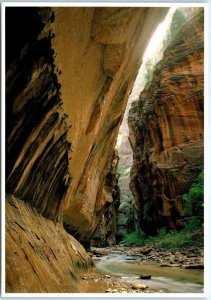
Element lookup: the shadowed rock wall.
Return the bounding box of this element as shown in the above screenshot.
[6,7,168,291]
[91,151,120,247]
[6,8,71,220]
[6,7,168,245]
[6,8,92,292]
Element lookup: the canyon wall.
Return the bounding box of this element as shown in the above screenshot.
[115,94,136,241]
[6,195,93,292]
[52,7,168,245]
[6,7,168,291]
[6,8,91,292]
[91,151,120,247]
[128,9,204,235]
[6,8,71,221]
[6,7,168,242]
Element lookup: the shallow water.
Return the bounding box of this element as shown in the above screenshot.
[95,253,204,293]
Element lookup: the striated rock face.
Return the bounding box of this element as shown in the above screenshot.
[6,8,71,221]
[91,151,120,247]
[6,7,168,291]
[5,7,90,292]
[128,10,204,235]
[6,195,93,293]
[52,7,168,245]
[6,7,168,243]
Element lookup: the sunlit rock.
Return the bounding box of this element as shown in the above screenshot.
[128,9,204,235]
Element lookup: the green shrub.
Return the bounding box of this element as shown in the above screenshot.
[118,165,127,177]
[123,231,146,247]
[182,216,202,233]
[162,9,186,51]
[123,170,204,251]
[183,170,204,219]
[170,10,186,39]
[156,229,202,252]
[144,60,155,87]
[123,226,203,252]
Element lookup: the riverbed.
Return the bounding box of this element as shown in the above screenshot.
[95,253,203,293]
[78,247,204,293]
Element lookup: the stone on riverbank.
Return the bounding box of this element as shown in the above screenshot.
[132,283,148,290]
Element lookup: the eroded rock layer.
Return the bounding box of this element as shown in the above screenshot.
[5,7,90,292]
[52,7,168,245]
[6,8,71,220]
[6,195,92,293]
[6,7,168,242]
[91,151,120,247]
[128,10,204,235]
[6,7,168,292]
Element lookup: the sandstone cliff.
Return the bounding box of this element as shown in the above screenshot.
[6,8,71,221]
[6,7,168,292]
[128,10,204,235]
[6,195,93,292]
[91,151,120,247]
[6,8,91,292]
[6,7,168,243]
[52,7,168,245]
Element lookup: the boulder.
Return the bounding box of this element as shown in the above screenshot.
[132,283,148,290]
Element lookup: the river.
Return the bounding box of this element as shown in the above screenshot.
[93,252,204,293]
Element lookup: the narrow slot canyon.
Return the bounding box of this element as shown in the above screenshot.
[5,6,204,294]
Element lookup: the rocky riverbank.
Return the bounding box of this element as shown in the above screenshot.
[78,273,159,293]
[90,245,204,270]
[77,244,203,293]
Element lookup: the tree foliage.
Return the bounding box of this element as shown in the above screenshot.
[170,10,186,39]
[162,9,186,51]
[144,60,155,87]
[183,170,204,220]
[123,170,204,251]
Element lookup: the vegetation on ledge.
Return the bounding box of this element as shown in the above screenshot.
[123,171,204,252]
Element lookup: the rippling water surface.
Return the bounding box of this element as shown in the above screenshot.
[95,253,204,293]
